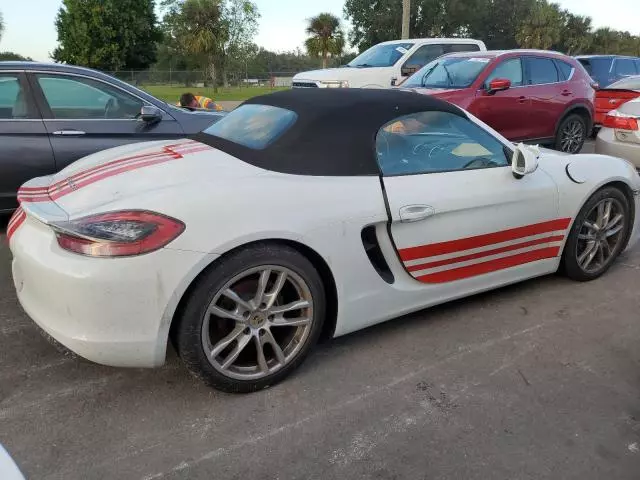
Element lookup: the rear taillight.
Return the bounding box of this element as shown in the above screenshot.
[602,112,639,131]
[52,210,185,257]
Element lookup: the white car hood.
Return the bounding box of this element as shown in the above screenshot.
[294,67,392,87]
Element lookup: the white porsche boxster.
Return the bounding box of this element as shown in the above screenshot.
[8,89,640,392]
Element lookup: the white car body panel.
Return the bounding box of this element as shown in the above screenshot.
[8,107,640,368]
[292,38,486,89]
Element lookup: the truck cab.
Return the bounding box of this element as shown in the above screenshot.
[292,38,487,90]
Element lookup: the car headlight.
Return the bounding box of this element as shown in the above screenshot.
[320,80,349,88]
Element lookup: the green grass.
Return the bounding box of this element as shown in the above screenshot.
[140,85,289,103]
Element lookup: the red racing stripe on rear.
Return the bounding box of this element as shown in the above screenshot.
[415,247,561,283]
[399,218,571,261]
[406,235,565,272]
[6,207,26,242]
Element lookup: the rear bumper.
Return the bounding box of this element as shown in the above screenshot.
[10,215,214,367]
[595,128,640,168]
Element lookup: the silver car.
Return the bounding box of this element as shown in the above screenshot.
[595,97,640,168]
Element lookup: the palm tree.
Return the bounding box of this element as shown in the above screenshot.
[0,11,5,44]
[304,13,345,69]
[179,0,227,93]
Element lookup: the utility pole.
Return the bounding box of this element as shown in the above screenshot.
[401,0,411,39]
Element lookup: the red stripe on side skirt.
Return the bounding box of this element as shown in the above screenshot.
[406,235,565,272]
[415,247,561,283]
[399,218,572,262]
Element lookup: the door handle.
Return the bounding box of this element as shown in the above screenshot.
[52,129,86,136]
[561,90,572,96]
[399,205,435,223]
[517,96,527,103]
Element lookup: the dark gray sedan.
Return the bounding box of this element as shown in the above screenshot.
[0,62,224,213]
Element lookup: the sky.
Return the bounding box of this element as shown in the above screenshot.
[0,0,638,62]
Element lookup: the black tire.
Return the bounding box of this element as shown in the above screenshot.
[561,187,631,281]
[554,113,587,154]
[173,243,326,393]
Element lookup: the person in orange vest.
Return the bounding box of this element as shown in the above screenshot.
[178,92,224,111]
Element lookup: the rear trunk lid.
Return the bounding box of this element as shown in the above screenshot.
[17,138,254,219]
[595,89,640,123]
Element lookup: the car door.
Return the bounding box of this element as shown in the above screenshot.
[376,110,562,290]
[27,72,184,171]
[523,56,563,140]
[0,72,55,212]
[471,56,532,140]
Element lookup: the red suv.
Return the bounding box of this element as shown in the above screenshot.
[401,50,596,153]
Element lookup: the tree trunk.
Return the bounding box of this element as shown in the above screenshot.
[322,51,327,69]
[402,0,411,39]
[209,60,218,94]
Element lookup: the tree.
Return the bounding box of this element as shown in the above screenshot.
[52,0,161,71]
[557,12,592,55]
[220,0,260,86]
[304,13,345,69]
[0,52,33,61]
[0,10,4,44]
[175,0,227,92]
[515,0,563,50]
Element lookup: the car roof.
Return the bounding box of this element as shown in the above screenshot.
[193,88,467,177]
[447,49,566,58]
[378,38,484,45]
[576,55,639,60]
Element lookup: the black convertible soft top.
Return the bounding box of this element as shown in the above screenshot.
[193,88,467,176]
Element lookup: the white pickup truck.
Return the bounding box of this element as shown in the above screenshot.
[292,38,487,89]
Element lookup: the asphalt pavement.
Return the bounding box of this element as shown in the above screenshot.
[2,138,640,479]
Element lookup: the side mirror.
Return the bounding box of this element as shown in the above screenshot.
[401,64,421,77]
[139,105,162,124]
[487,78,511,95]
[511,143,539,179]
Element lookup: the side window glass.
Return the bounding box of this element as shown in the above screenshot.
[375,111,510,176]
[485,58,523,87]
[447,44,481,53]
[527,57,559,85]
[555,60,574,81]
[614,59,637,76]
[404,44,445,69]
[36,75,143,119]
[0,75,32,119]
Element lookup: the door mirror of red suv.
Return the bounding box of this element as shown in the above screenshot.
[487,78,512,95]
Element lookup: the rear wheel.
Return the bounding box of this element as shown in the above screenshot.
[174,244,325,393]
[562,187,631,281]
[555,114,587,154]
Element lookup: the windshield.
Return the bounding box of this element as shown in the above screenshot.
[348,43,414,68]
[404,56,491,89]
[202,104,297,149]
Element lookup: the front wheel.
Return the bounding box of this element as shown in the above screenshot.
[174,244,326,393]
[555,114,587,154]
[562,187,631,281]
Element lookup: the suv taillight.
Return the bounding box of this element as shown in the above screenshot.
[52,210,185,257]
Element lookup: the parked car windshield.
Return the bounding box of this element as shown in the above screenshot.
[347,43,415,68]
[577,57,612,85]
[202,104,297,149]
[404,56,491,89]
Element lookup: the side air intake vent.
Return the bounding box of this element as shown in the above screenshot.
[361,225,394,284]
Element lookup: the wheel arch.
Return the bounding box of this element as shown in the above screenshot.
[168,238,339,351]
[555,103,593,137]
[561,180,636,258]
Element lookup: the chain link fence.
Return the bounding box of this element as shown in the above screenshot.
[107,70,300,88]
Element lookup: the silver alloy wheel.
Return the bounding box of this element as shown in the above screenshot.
[201,265,314,381]
[560,119,585,153]
[575,198,625,274]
